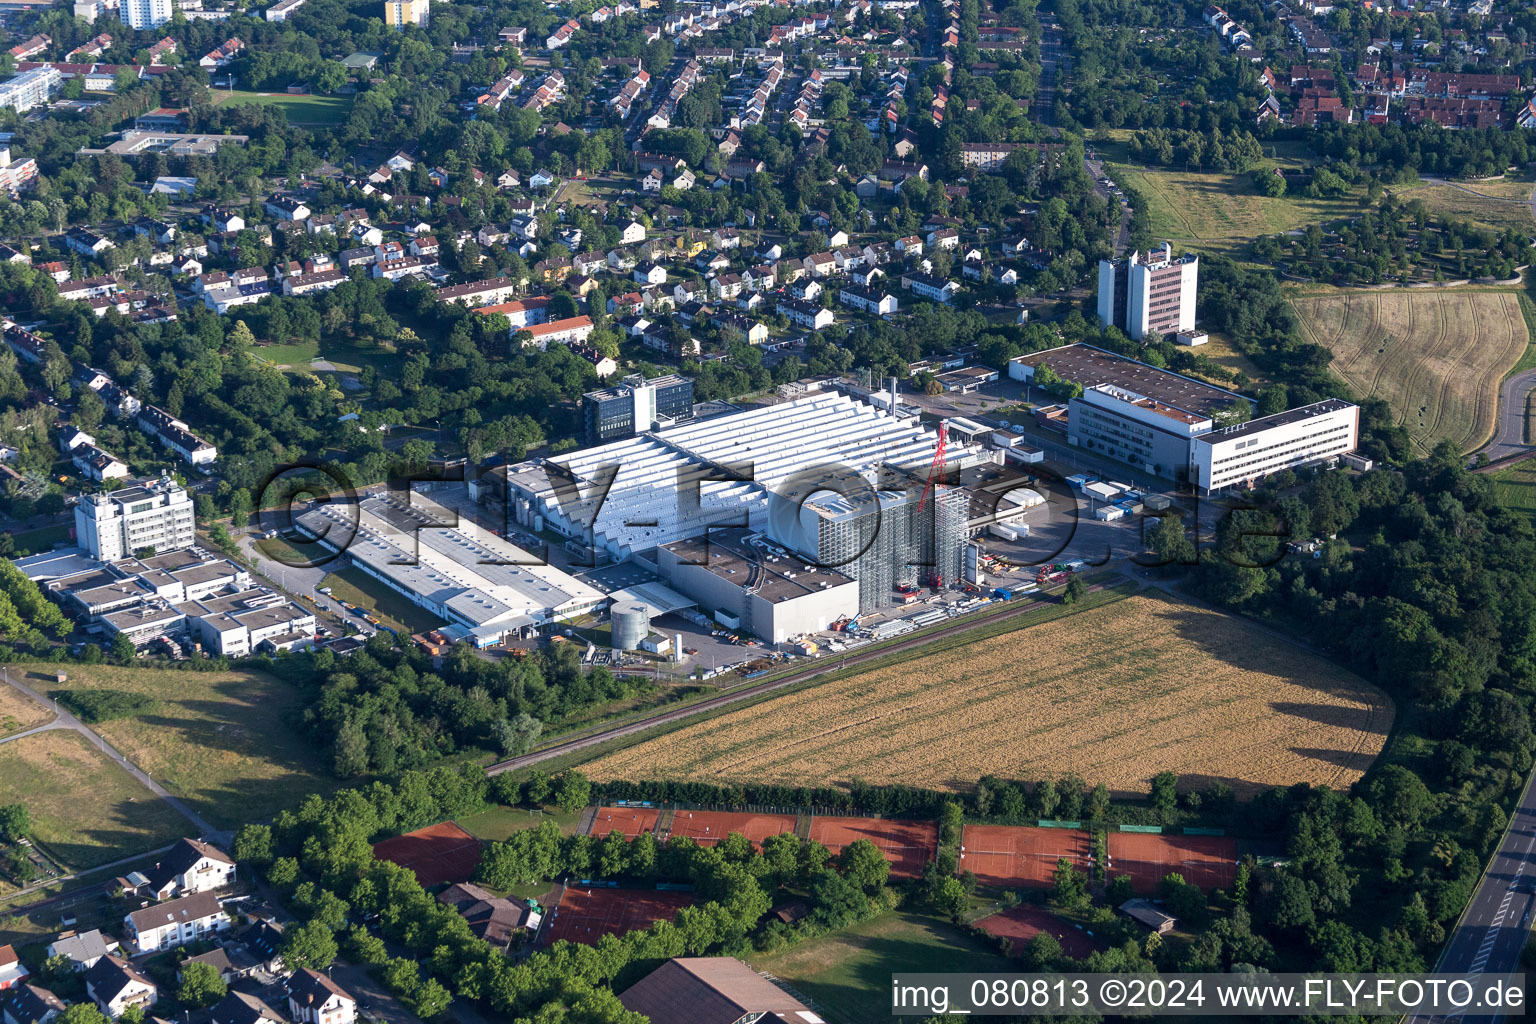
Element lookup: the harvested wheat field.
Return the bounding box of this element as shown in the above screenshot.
[1292,288,1529,455]
[580,594,1392,797]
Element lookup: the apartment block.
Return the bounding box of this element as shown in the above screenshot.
[1096,242,1198,341]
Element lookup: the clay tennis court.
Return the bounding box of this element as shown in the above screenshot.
[808,816,937,879]
[589,806,662,838]
[959,825,1093,888]
[1107,832,1238,894]
[665,810,798,848]
[541,886,695,946]
[975,905,1099,960]
[371,821,482,887]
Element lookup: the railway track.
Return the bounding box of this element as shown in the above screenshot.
[486,584,1106,776]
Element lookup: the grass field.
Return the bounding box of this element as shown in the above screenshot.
[747,910,1015,1023]
[0,730,187,870]
[1292,288,1530,455]
[0,684,49,738]
[579,593,1392,797]
[1397,178,1536,233]
[1491,460,1536,529]
[1108,163,1362,256]
[455,805,582,840]
[319,568,443,634]
[5,523,72,555]
[253,340,322,369]
[213,89,354,124]
[14,663,334,831]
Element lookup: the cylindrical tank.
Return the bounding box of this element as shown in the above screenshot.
[611,603,650,650]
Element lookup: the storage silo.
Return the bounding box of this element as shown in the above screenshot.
[611,603,650,651]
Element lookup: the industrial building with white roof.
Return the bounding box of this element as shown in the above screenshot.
[295,492,606,647]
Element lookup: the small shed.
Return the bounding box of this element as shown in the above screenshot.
[1119,898,1176,934]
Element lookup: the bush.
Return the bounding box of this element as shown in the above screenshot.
[52,689,157,724]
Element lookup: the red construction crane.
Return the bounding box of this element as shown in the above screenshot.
[918,421,948,590]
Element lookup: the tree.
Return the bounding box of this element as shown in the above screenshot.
[0,804,30,841]
[233,823,274,865]
[177,961,227,1008]
[1151,771,1178,818]
[1144,514,1196,568]
[837,839,892,893]
[554,770,591,813]
[279,920,338,971]
[933,875,968,922]
[110,632,137,664]
[58,1006,110,1024]
[1061,576,1087,604]
[1052,857,1089,908]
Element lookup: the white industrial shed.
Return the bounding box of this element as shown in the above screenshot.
[296,495,606,644]
[508,392,990,559]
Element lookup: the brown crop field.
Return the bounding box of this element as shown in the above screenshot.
[580,594,1392,797]
[1292,288,1529,455]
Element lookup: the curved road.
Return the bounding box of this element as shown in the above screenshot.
[1480,368,1536,464]
[486,585,1106,775]
[0,666,229,844]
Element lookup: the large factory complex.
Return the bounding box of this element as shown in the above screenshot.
[12,343,1363,658]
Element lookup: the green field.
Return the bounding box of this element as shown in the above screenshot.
[1491,460,1536,529]
[320,567,443,634]
[1109,163,1363,257]
[747,910,1015,1023]
[15,662,336,831]
[0,729,187,871]
[5,523,72,556]
[214,89,354,125]
[253,340,322,369]
[455,804,583,840]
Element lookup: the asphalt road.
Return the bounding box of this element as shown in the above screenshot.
[1405,763,1536,1024]
[1479,368,1536,464]
[0,665,230,844]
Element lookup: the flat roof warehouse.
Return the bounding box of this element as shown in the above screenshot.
[1010,343,1253,417]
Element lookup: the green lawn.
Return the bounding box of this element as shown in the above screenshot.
[6,523,72,555]
[253,340,321,369]
[320,567,443,635]
[456,804,583,841]
[214,89,354,125]
[747,910,1015,1023]
[1491,460,1536,529]
[0,729,187,871]
[13,662,336,832]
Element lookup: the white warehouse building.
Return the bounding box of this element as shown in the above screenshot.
[296,494,605,646]
[505,392,991,562]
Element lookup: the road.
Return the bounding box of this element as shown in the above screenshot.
[0,666,230,845]
[1477,368,1536,464]
[486,583,1111,775]
[1405,762,1536,1024]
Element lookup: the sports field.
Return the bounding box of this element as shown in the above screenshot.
[974,904,1098,959]
[1293,288,1530,454]
[589,806,661,838]
[542,886,694,946]
[580,594,1392,797]
[18,663,334,831]
[1109,164,1361,256]
[1106,831,1238,894]
[0,730,186,869]
[959,825,1092,889]
[664,810,798,849]
[214,89,354,125]
[808,816,938,879]
[372,821,483,886]
[748,910,1015,1023]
